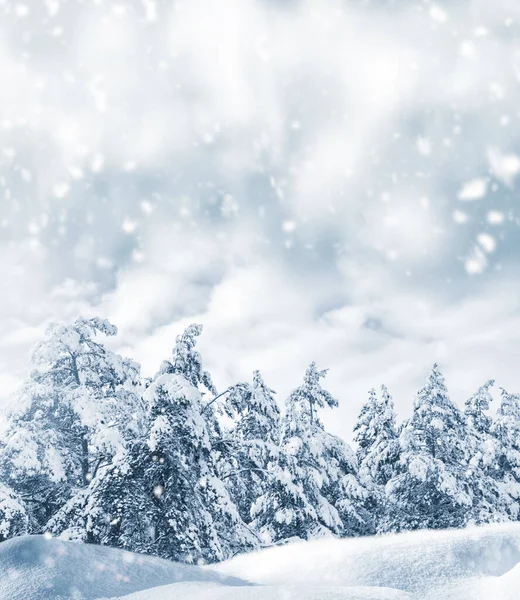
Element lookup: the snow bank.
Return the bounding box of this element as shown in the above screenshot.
[0,535,245,600]
[3,524,520,599]
[215,522,520,600]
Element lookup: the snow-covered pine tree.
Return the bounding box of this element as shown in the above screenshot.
[250,446,319,545]
[487,388,520,520]
[0,482,29,542]
[219,370,281,523]
[0,317,144,533]
[463,380,510,524]
[163,323,225,442]
[252,362,371,544]
[46,443,151,549]
[383,364,472,532]
[354,386,399,485]
[353,385,399,532]
[137,324,259,562]
[251,362,338,544]
[50,324,257,563]
[354,388,380,468]
[166,323,217,395]
[465,380,495,435]
[319,429,374,538]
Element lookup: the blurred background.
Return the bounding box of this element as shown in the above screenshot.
[1,0,520,439]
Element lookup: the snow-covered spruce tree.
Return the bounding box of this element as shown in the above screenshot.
[463,381,511,524]
[0,317,143,533]
[46,442,152,549]
[319,428,374,538]
[252,362,371,544]
[50,324,257,563]
[487,388,520,520]
[140,369,258,562]
[354,388,379,465]
[251,446,319,545]
[218,370,281,523]
[168,323,217,396]
[353,386,399,532]
[166,323,226,442]
[383,364,472,532]
[0,482,29,542]
[141,324,257,561]
[354,386,399,487]
[465,380,495,435]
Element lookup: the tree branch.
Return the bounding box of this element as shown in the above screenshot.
[202,387,233,414]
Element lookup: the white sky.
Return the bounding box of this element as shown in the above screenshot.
[1,0,520,440]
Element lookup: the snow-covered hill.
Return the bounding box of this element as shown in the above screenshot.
[3,523,520,599]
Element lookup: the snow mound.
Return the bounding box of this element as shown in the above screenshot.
[3,524,520,599]
[0,535,246,600]
[215,522,520,599]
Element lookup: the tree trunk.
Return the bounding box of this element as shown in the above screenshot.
[81,435,90,487]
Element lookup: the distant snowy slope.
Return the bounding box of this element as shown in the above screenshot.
[215,522,520,600]
[0,535,246,600]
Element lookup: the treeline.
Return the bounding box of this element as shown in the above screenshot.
[0,317,518,563]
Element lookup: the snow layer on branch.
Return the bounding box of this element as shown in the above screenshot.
[145,372,210,451]
[0,484,27,541]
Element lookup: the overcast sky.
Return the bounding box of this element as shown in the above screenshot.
[1,0,520,440]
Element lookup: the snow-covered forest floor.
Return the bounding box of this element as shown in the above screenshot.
[2,523,520,600]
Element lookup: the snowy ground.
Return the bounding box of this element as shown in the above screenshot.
[0,535,245,600]
[2,524,520,599]
[216,523,520,600]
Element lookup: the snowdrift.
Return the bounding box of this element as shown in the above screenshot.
[216,522,520,600]
[2,523,520,599]
[0,535,246,600]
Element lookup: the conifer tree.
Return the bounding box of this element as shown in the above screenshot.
[354,388,380,465]
[252,362,371,544]
[250,445,321,545]
[384,364,472,532]
[46,444,151,549]
[487,388,520,520]
[354,386,399,531]
[221,371,281,523]
[0,318,143,531]
[163,323,216,395]
[50,324,257,563]
[318,430,374,537]
[139,371,255,562]
[0,482,29,542]
[354,386,399,487]
[465,380,495,435]
[463,380,510,524]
